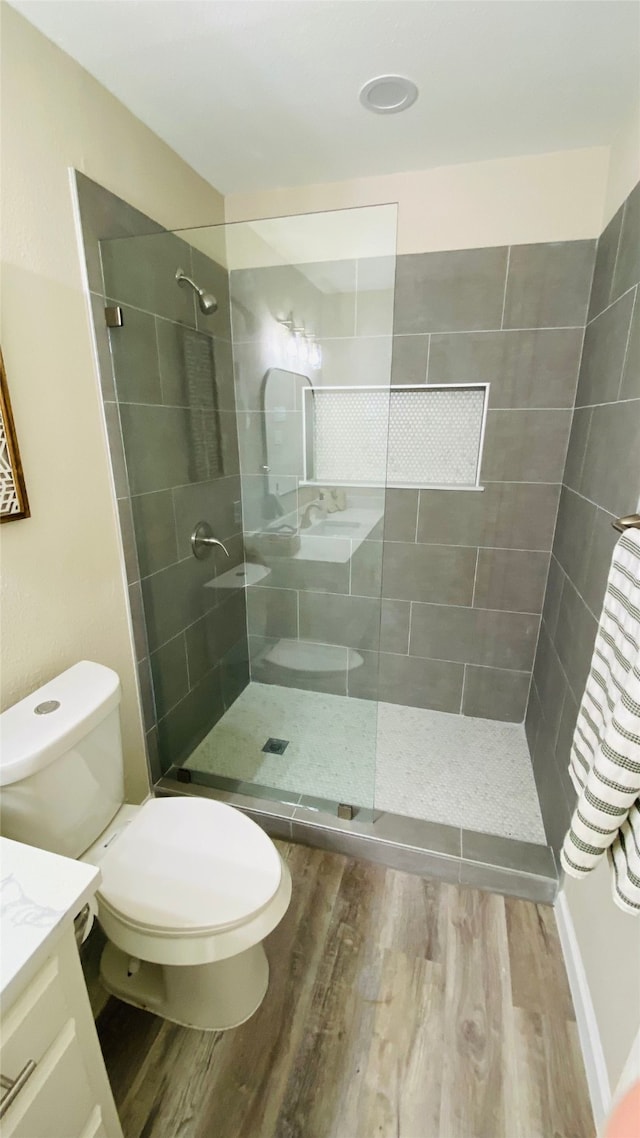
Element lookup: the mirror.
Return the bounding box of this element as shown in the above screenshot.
[260,367,314,500]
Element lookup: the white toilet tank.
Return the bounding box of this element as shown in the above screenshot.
[0,661,125,859]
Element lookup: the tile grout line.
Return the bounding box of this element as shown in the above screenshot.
[616,283,637,402]
[583,279,637,328]
[470,546,480,608]
[249,629,533,676]
[500,246,511,330]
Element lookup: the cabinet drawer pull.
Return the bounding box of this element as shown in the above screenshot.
[0,1059,37,1118]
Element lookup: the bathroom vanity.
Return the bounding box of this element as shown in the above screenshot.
[0,838,122,1137]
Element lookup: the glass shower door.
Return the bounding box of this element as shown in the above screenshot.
[101,204,397,812]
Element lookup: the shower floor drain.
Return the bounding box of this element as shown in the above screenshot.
[262,737,289,755]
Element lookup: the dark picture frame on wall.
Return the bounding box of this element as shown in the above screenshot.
[0,349,30,523]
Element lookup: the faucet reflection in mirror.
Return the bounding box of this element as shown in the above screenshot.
[278,314,322,370]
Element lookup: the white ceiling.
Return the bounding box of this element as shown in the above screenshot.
[11,0,640,195]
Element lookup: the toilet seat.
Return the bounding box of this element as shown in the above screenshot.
[96,796,283,937]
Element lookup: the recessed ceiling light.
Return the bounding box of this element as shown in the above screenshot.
[359,75,419,115]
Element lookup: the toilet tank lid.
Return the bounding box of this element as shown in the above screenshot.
[0,661,121,787]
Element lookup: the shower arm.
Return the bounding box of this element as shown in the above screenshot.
[175,268,200,295]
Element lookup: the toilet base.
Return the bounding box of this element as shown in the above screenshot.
[100,940,269,1031]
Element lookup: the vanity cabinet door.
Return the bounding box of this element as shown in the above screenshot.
[1,929,123,1138]
[79,1106,111,1138]
[2,1019,95,1138]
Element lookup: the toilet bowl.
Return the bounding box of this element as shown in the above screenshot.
[0,661,292,1031]
[85,796,292,1029]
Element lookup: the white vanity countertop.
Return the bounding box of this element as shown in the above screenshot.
[0,837,100,1006]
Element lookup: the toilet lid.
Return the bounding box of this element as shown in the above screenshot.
[97,797,283,934]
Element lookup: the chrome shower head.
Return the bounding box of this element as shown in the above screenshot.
[175,268,218,316]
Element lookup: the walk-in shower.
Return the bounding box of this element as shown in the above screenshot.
[76,170,599,897]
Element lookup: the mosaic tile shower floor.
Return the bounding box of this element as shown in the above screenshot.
[185,682,546,844]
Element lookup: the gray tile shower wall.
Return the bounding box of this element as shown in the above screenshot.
[235,240,593,721]
[527,180,640,852]
[75,174,248,778]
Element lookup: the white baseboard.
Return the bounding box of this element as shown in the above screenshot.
[555,890,611,1131]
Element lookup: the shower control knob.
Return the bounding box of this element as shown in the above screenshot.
[191,521,230,560]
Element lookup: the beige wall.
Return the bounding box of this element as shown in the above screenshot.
[603,98,640,225]
[226,146,609,252]
[0,5,224,800]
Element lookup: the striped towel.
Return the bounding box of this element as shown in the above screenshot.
[561,529,640,915]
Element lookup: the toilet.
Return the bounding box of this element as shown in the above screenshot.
[0,660,292,1030]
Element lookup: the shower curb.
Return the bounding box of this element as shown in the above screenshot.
[156,777,558,905]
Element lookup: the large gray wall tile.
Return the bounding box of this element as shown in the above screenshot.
[481,409,571,483]
[579,399,640,516]
[541,555,564,641]
[417,482,560,551]
[110,305,162,404]
[428,328,582,408]
[473,549,549,613]
[254,552,350,595]
[554,578,598,706]
[101,231,196,325]
[552,486,597,594]
[350,540,383,598]
[462,666,530,722]
[525,680,542,757]
[390,335,429,384]
[580,510,619,619]
[249,635,348,696]
[588,204,624,320]
[150,633,189,718]
[246,586,298,639]
[131,490,178,577]
[381,599,411,654]
[575,289,635,407]
[173,476,241,558]
[157,666,224,772]
[393,247,508,333]
[562,407,592,493]
[410,604,539,671]
[531,713,572,853]
[378,653,464,712]
[382,489,419,541]
[120,404,195,494]
[382,542,477,604]
[319,336,393,387]
[299,592,381,651]
[612,181,640,300]
[620,290,640,400]
[185,592,247,684]
[75,171,162,294]
[191,246,232,340]
[503,241,595,329]
[532,622,567,746]
[141,556,216,652]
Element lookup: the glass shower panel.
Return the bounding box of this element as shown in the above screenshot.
[101,204,397,812]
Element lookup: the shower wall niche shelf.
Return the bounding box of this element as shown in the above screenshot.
[303,383,489,490]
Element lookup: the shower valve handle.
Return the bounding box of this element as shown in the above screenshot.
[191,521,230,560]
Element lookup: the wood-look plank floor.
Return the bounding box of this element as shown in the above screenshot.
[97,841,594,1138]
